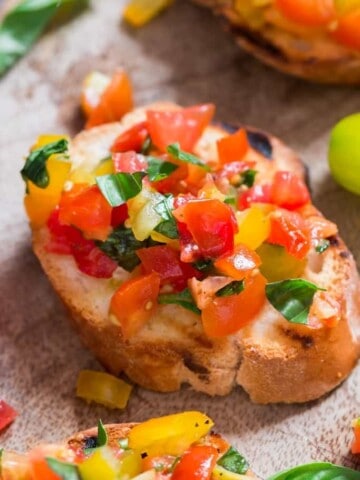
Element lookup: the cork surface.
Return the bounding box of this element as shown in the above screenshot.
[1,1,360,477]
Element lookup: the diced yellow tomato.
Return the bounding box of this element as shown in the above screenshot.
[128,412,214,457]
[234,206,271,250]
[123,0,174,27]
[257,243,306,282]
[78,447,120,480]
[32,134,69,150]
[127,187,164,241]
[118,450,142,478]
[93,158,114,176]
[76,370,132,409]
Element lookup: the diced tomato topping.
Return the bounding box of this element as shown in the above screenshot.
[142,455,176,474]
[59,184,112,241]
[238,184,271,210]
[146,104,215,152]
[177,220,201,263]
[333,10,360,50]
[0,400,17,431]
[215,161,254,181]
[217,128,249,164]
[111,204,129,227]
[85,70,133,129]
[111,122,149,153]
[275,0,335,26]
[268,209,311,259]
[29,448,62,480]
[152,160,188,195]
[137,245,201,290]
[308,291,342,329]
[214,243,261,280]
[110,272,161,339]
[306,215,337,242]
[201,273,266,337]
[113,151,148,173]
[208,432,230,455]
[174,199,237,258]
[351,419,360,454]
[171,445,218,480]
[270,171,310,210]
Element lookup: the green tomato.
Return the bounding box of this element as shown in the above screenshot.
[328,113,360,195]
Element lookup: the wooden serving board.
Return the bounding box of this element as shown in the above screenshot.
[1,1,360,477]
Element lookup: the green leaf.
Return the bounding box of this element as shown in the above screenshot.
[215,280,244,297]
[96,419,108,447]
[315,239,330,254]
[46,458,80,480]
[167,143,211,171]
[20,138,68,188]
[224,196,236,206]
[158,288,200,315]
[268,462,360,480]
[217,446,249,475]
[147,157,178,181]
[193,259,213,273]
[266,279,324,325]
[96,172,145,207]
[153,194,179,239]
[241,169,257,188]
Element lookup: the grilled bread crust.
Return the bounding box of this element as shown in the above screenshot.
[31,103,360,403]
[193,0,360,85]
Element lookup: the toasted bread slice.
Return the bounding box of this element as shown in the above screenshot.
[193,0,360,85]
[30,103,360,404]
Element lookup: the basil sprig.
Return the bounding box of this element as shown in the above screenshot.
[46,458,80,480]
[147,157,178,181]
[167,143,211,171]
[158,288,200,314]
[217,446,249,475]
[0,0,88,77]
[84,419,108,455]
[266,279,324,325]
[21,138,68,188]
[96,172,145,207]
[268,462,360,480]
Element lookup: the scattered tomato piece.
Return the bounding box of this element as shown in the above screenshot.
[217,128,249,164]
[270,171,310,210]
[0,400,17,431]
[172,445,218,480]
[81,71,111,118]
[29,447,62,480]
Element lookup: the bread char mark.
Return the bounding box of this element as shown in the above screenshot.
[280,326,315,349]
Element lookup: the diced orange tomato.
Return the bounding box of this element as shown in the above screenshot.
[214,243,261,280]
[332,9,360,49]
[28,447,62,480]
[216,128,249,164]
[268,209,311,259]
[201,273,266,337]
[171,445,218,480]
[111,122,149,153]
[85,70,133,129]
[146,104,215,152]
[81,71,111,118]
[59,184,112,241]
[351,418,360,454]
[208,433,230,455]
[275,0,335,26]
[153,160,189,195]
[270,171,310,210]
[110,272,160,339]
[235,206,271,250]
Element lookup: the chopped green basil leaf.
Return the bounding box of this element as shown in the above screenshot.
[154,220,178,239]
[193,259,213,273]
[266,279,325,325]
[153,194,178,239]
[46,458,80,480]
[147,157,178,182]
[21,138,68,188]
[215,280,244,297]
[315,239,330,254]
[141,135,152,155]
[167,143,211,172]
[268,462,360,480]
[118,438,129,450]
[96,226,157,272]
[241,169,257,188]
[96,419,108,447]
[96,172,145,207]
[158,288,200,315]
[224,196,236,206]
[217,446,249,475]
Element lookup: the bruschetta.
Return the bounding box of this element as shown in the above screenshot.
[193,0,360,84]
[21,100,360,403]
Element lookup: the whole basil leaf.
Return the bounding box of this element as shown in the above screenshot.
[96,419,108,447]
[217,446,249,475]
[21,138,68,188]
[96,172,145,207]
[167,143,211,171]
[216,280,244,297]
[147,157,178,181]
[266,279,324,325]
[46,458,80,480]
[158,288,200,315]
[268,462,360,480]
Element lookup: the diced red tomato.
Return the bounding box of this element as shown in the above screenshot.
[174,199,237,258]
[214,243,261,280]
[215,161,254,181]
[0,400,17,431]
[217,128,249,164]
[85,70,133,129]
[110,272,161,339]
[111,204,129,227]
[29,448,62,480]
[333,10,360,50]
[351,419,360,454]
[270,171,310,210]
[137,245,201,291]
[238,184,271,210]
[113,151,148,173]
[146,104,215,152]
[268,209,311,259]
[59,184,112,241]
[275,0,335,26]
[201,273,266,337]
[177,220,201,263]
[111,122,149,153]
[171,445,218,480]
[151,160,188,195]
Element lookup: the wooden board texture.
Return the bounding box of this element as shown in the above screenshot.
[1,1,360,477]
